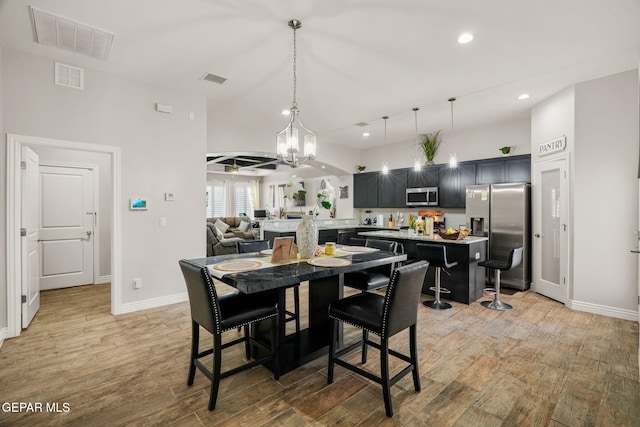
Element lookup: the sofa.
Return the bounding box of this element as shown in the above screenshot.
[206,217,255,256]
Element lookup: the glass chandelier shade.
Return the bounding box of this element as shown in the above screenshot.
[276,19,317,168]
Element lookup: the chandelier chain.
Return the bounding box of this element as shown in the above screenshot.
[292,23,298,109]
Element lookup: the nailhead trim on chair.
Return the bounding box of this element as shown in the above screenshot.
[201,265,277,334]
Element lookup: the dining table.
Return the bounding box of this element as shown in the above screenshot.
[188,245,407,375]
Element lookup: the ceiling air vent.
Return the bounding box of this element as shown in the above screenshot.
[30,6,114,61]
[355,122,369,127]
[201,72,227,85]
[55,62,84,90]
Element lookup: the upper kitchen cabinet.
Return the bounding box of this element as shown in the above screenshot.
[407,167,439,188]
[476,154,531,184]
[505,155,531,182]
[438,162,476,208]
[378,169,408,208]
[353,172,379,208]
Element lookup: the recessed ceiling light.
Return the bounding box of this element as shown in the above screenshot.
[363,132,370,137]
[518,93,530,100]
[281,109,290,115]
[321,165,325,169]
[457,32,474,44]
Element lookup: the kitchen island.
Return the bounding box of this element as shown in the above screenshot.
[359,230,489,304]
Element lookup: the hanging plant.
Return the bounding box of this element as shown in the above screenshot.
[419,131,441,165]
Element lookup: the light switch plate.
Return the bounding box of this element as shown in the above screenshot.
[475,252,480,260]
[164,192,175,201]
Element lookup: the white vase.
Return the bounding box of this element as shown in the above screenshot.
[296,215,318,259]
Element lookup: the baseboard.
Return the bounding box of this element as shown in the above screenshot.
[568,299,639,322]
[0,327,8,348]
[119,292,188,314]
[96,275,112,284]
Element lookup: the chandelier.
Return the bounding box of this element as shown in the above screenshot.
[276,19,317,168]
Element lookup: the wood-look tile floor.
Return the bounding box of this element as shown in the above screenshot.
[0,282,638,426]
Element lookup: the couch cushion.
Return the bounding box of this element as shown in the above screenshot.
[238,221,250,232]
[214,218,230,233]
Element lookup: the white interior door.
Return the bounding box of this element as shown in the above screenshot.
[21,146,40,328]
[39,165,95,290]
[533,157,569,303]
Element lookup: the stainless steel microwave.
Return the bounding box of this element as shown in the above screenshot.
[406,187,438,207]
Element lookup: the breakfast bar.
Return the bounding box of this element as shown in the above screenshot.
[358,230,488,304]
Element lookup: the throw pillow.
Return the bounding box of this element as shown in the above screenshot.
[238,221,250,232]
[214,219,230,234]
[214,226,225,240]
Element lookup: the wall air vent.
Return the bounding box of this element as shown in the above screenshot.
[55,62,84,90]
[201,72,227,85]
[30,6,114,61]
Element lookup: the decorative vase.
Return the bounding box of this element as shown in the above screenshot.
[426,159,435,166]
[296,215,318,259]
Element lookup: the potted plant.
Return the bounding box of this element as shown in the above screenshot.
[357,165,366,173]
[419,131,441,165]
[499,146,512,155]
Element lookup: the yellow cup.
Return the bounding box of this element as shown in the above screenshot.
[325,242,336,255]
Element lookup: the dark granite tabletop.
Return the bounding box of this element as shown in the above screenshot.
[188,250,407,294]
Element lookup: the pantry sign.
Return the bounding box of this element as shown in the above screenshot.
[538,136,566,157]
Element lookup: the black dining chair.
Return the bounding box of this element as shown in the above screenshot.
[327,261,429,417]
[343,238,399,293]
[236,240,300,334]
[178,259,279,411]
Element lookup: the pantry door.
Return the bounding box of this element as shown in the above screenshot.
[533,157,569,303]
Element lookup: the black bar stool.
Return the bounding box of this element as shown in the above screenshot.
[478,247,523,311]
[416,243,457,310]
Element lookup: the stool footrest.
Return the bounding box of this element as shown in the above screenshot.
[429,286,451,294]
[483,287,496,294]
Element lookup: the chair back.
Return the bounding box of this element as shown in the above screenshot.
[506,247,524,271]
[365,239,398,253]
[179,259,222,334]
[237,239,270,253]
[382,261,429,337]
[416,243,454,269]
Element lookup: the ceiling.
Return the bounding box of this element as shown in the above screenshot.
[1,1,639,164]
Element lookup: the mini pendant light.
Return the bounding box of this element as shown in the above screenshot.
[230,158,239,173]
[413,108,421,171]
[276,19,317,168]
[448,97,458,168]
[381,116,389,174]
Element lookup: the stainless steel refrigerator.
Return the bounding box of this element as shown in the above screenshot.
[466,183,531,290]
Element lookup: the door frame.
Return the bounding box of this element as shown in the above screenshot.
[39,161,100,286]
[531,153,572,303]
[6,134,122,338]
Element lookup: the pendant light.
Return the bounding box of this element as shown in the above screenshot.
[276,19,317,168]
[381,116,389,174]
[448,97,458,168]
[413,107,421,171]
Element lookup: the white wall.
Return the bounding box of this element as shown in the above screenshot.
[1,48,207,309]
[531,70,639,317]
[361,118,531,171]
[0,43,6,332]
[573,70,639,311]
[29,146,112,279]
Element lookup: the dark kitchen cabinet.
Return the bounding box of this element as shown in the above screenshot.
[438,162,476,208]
[353,172,379,208]
[378,169,407,208]
[475,159,505,184]
[407,167,439,188]
[505,156,531,182]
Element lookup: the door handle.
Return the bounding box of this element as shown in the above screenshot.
[631,248,640,254]
[534,233,541,238]
[85,231,92,238]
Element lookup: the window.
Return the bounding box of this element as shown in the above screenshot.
[234,181,255,216]
[206,180,224,218]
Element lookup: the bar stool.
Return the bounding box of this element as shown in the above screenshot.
[479,247,523,311]
[416,243,457,310]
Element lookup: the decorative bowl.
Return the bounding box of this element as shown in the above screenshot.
[438,231,466,240]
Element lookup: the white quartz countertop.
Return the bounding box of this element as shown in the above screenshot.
[358,230,488,245]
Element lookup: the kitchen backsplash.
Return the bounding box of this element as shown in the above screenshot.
[354,207,466,230]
